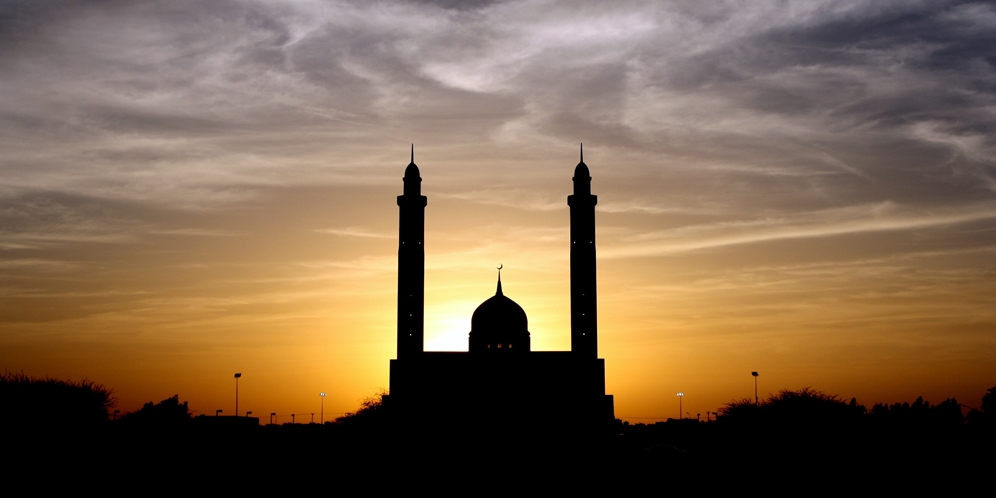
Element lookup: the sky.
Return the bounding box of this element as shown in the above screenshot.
[2,0,995,422]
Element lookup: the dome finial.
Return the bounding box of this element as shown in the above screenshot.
[496,264,503,296]
[580,143,583,164]
[411,143,414,165]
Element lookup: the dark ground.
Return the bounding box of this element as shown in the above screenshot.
[5,417,992,492]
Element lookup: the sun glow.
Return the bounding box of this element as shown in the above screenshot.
[424,299,480,351]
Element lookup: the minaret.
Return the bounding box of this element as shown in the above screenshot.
[397,145,426,358]
[568,144,598,357]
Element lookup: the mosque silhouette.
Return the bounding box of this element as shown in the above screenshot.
[383,147,614,428]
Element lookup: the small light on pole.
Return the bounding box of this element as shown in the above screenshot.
[246,411,252,418]
[320,392,326,424]
[751,372,759,405]
[216,409,223,417]
[113,409,120,421]
[234,373,242,416]
[270,412,276,425]
[677,392,684,419]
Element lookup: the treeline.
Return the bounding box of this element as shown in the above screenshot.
[4,371,995,433]
[2,373,993,484]
[713,386,990,429]
[610,385,996,476]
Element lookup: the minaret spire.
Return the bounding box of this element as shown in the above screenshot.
[496,264,503,296]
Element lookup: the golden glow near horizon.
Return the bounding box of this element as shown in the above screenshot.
[2,1,996,422]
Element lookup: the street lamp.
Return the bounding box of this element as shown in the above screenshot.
[752,372,759,405]
[320,392,326,424]
[216,409,223,417]
[291,413,295,424]
[270,412,276,425]
[113,409,120,421]
[677,392,684,419]
[234,373,242,416]
[246,411,252,418]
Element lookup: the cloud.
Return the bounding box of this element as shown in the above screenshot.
[602,201,996,258]
[432,188,563,211]
[314,227,394,238]
[146,226,243,237]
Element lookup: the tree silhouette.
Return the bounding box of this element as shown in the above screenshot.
[870,396,964,428]
[982,386,996,415]
[119,395,191,427]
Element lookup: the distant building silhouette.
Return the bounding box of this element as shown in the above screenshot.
[384,147,614,429]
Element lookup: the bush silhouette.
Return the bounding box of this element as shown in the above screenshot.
[720,387,864,426]
[718,397,762,421]
[0,372,115,429]
[335,391,386,426]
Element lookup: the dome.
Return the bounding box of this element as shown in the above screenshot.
[469,277,530,353]
[472,282,527,332]
[403,146,421,196]
[404,161,420,179]
[573,160,590,180]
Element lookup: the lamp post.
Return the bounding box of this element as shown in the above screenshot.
[752,371,759,405]
[291,413,295,424]
[270,412,276,425]
[234,373,242,416]
[677,392,684,419]
[246,411,252,418]
[216,409,223,417]
[113,409,120,421]
[320,392,326,424]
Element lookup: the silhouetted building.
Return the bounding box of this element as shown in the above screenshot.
[384,147,614,429]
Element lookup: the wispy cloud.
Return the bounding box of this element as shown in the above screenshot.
[314,227,394,239]
[148,228,241,237]
[433,189,563,211]
[603,202,996,258]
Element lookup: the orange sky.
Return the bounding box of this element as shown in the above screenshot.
[2,1,995,422]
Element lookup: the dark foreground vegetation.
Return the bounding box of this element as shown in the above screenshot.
[3,373,994,489]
